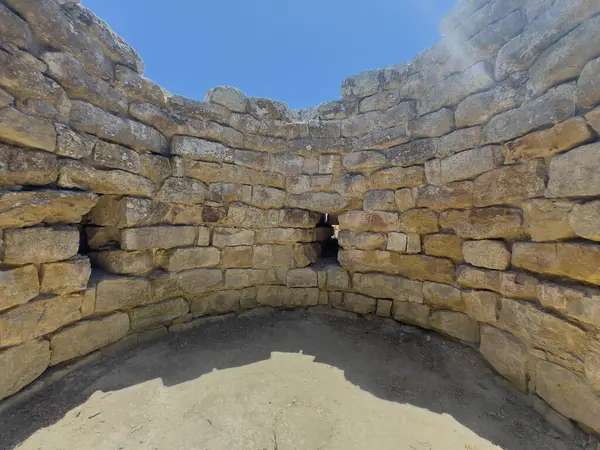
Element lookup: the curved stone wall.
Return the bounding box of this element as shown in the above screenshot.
[1,0,600,435]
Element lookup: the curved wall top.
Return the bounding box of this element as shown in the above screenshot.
[1,0,600,435]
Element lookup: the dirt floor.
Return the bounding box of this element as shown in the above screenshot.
[0,308,594,450]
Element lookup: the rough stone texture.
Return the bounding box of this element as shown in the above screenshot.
[0,339,49,402]
[463,290,499,324]
[2,226,79,265]
[462,240,510,270]
[423,282,463,311]
[538,282,600,328]
[95,275,150,313]
[39,257,91,295]
[0,106,56,152]
[440,207,524,240]
[0,145,58,187]
[569,201,600,241]
[578,57,600,109]
[353,273,423,303]
[430,311,480,343]
[0,265,39,312]
[121,226,197,251]
[523,199,575,242]
[129,298,189,332]
[480,326,528,391]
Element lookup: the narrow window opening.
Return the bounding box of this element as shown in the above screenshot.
[316,213,339,264]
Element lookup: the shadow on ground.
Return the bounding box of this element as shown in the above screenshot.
[0,308,591,449]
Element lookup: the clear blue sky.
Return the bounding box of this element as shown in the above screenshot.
[85,0,456,110]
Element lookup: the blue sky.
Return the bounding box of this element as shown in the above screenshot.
[85,0,456,110]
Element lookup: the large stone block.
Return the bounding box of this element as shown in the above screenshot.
[224,269,267,289]
[325,266,351,291]
[417,182,473,211]
[0,145,58,187]
[156,177,207,205]
[339,210,398,232]
[513,242,600,285]
[342,293,377,315]
[363,190,396,212]
[388,139,438,167]
[538,282,600,328]
[93,140,140,174]
[499,271,538,300]
[0,3,31,49]
[473,160,547,207]
[569,201,600,241]
[257,286,319,308]
[338,230,386,250]
[499,297,588,357]
[533,359,600,434]
[213,228,255,247]
[2,226,79,265]
[0,294,83,347]
[88,196,152,228]
[352,272,423,303]
[342,151,386,172]
[407,108,454,139]
[94,250,155,276]
[255,228,314,245]
[129,298,189,332]
[121,226,198,251]
[221,246,253,268]
[586,339,600,394]
[394,188,418,211]
[205,86,247,113]
[157,247,220,272]
[287,268,318,288]
[430,311,479,343]
[0,106,56,152]
[463,290,499,324]
[430,146,504,184]
[191,290,242,317]
[434,126,483,159]
[398,209,439,234]
[171,135,233,163]
[252,245,295,268]
[578,56,600,109]
[0,190,98,229]
[423,282,463,311]
[49,313,130,365]
[40,257,91,295]
[55,124,95,159]
[367,166,424,190]
[522,199,575,242]
[480,326,528,391]
[456,265,501,292]
[95,275,151,313]
[179,269,223,296]
[392,302,431,328]
[0,339,50,402]
[422,234,464,262]
[455,84,523,128]
[440,207,524,239]
[462,240,510,270]
[287,192,348,214]
[0,265,39,312]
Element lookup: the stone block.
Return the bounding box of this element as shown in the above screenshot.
[0,265,39,312]
[462,240,510,270]
[287,268,318,288]
[359,89,400,113]
[121,226,198,251]
[88,196,152,228]
[523,199,576,242]
[538,282,600,328]
[435,126,483,159]
[499,271,538,300]
[171,135,233,163]
[2,226,79,265]
[129,298,189,332]
[0,3,31,49]
[40,257,91,295]
[364,190,396,212]
[55,124,95,159]
[179,269,223,295]
[221,246,253,268]
[430,311,479,343]
[205,86,247,112]
[213,228,254,247]
[338,230,385,250]
[252,245,295,268]
[473,160,547,207]
[367,166,425,190]
[0,338,49,402]
[434,146,504,184]
[586,106,600,133]
[456,265,501,292]
[255,228,314,245]
[480,325,528,391]
[157,247,220,272]
[569,201,600,241]
[287,192,348,214]
[463,290,499,324]
[440,207,524,239]
[249,185,286,209]
[0,190,98,229]
[86,226,120,250]
[325,266,351,291]
[343,293,377,315]
[455,84,523,128]
[0,145,58,187]
[398,209,439,234]
[0,106,56,152]
[387,232,408,253]
[586,339,600,394]
[339,210,398,232]
[190,290,241,317]
[417,182,473,211]
[578,56,600,109]
[139,153,171,186]
[513,242,600,286]
[149,271,181,303]
[342,151,386,172]
[352,272,423,303]
[93,140,140,174]
[49,313,130,365]
[359,125,409,150]
[423,282,464,311]
[341,70,381,98]
[423,234,464,262]
[392,302,430,328]
[257,286,319,308]
[95,275,151,313]
[94,249,154,278]
[224,269,267,289]
[376,299,393,317]
[388,139,438,167]
[293,243,320,268]
[407,108,454,139]
[156,177,207,205]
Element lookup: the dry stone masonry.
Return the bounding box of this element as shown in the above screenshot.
[1,0,600,436]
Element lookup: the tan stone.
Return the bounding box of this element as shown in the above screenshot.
[473,160,547,207]
[55,124,95,159]
[50,313,130,365]
[352,273,423,303]
[499,298,588,358]
[92,139,140,175]
[171,135,233,163]
[455,84,523,128]
[433,146,504,184]
[338,230,384,250]
[423,282,464,311]
[392,302,431,328]
[586,339,600,394]
[367,166,425,190]
[191,290,241,317]
[287,268,318,288]
[504,118,592,164]
[0,106,56,152]
[440,207,524,239]
[578,56,600,109]
[0,265,39,313]
[386,232,408,253]
[376,300,393,317]
[569,201,600,241]
[499,271,538,300]
[257,286,319,308]
[407,108,454,139]
[0,339,50,402]
[325,266,351,291]
[417,182,473,211]
[585,105,600,133]
[480,325,528,391]
[2,226,79,265]
[293,243,320,268]
[512,242,600,286]
[538,282,600,328]
[121,226,198,251]
[363,190,396,212]
[0,190,98,229]
[88,196,152,228]
[156,177,207,205]
[149,271,181,303]
[423,234,464,262]
[93,250,155,276]
[255,228,314,245]
[287,192,348,214]
[463,290,499,324]
[456,265,501,292]
[95,275,151,314]
[394,188,418,212]
[462,240,510,270]
[252,245,295,268]
[430,311,479,342]
[139,153,171,186]
[533,359,600,434]
[339,210,398,232]
[0,294,83,347]
[129,298,189,332]
[221,246,253,268]
[40,257,91,295]
[0,145,58,187]
[86,226,120,250]
[157,247,220,272]
[224,269,267,289]
[522,199,575,242]
[398,209,439,234]
[179,269,223,296]
[343,293,377,315]
[546,143,600,198]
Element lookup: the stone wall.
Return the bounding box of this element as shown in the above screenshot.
[1,0,600,435]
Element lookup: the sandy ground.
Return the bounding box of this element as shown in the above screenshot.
[0,308,593,450]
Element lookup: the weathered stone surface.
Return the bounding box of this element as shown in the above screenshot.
[504,118,592,164]
[417,182,473,211]
[359,125,409,150]
[430,311,479,343]
[393,302,430,328]
[456,265,501,292]
[95,275,150,313]
[55,124,95,159]
[388,139,438,167]
[0,190,97,228]
[423,282,463,311]
[473,160,547,207]
[221,246,253,269]
[58,160,154,197]
[339,210,398,232]
[338,231,385,250]
[88,196,152,228]
[293,243,319,268]
[578,56,600,109]
[0,338,49,401]
[287,192,348,214]
[499,297,588,357]
[440,207,524,239]
[586,339,600,394]
[178,269,223,296]
[0,145,58,187]
[0,265,39,313]
[252,245,295,268]
[205,86,247,113]
[565,202,600,243]
[499,271,538,300]
[339,293,375,315]
[363,190,395,212]
[342,151,386,172]
[339,250,454,284]
[93,140,140,174]
[513,242,600,285]
[538,282,600,328]
[407,108,454,139]
[287,268,318,288]
[455,84,524,128]
[435,127,483,159]
[257,286,318,308]
[462,240,510,270]
[367,167,424,191]
[429,146,504,184]
[94,250,155,276]
[3,226,79,265]
[547,143,600,198]
[386,232,408,253]
[156,177,207,205]
[398,209,439,234]
[171,135,233,163]
[115,64,168,106]
[423,234,464,262]
[224,269,267,289]
[522,199,575,241]
[129,298,189,332]
[341,70,382,99]
[463,290,499,324]
[533,359,600,434]
[50,313,130,365]
[213,228,255,247]
[359,90,400,113]
[480,326,528,391]
[529,14,600,96]
[394,188,418,212]
[121,226,197,251]
[483,84,576,144]
[40,257,91,295]
[0,294,83,347]
[149,271,181,303]
[157,247,220,272]
[191,290,240,317]
[0,3,31,49]
[353,273,423,303]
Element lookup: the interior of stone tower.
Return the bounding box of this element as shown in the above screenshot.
[1,0,600,448]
